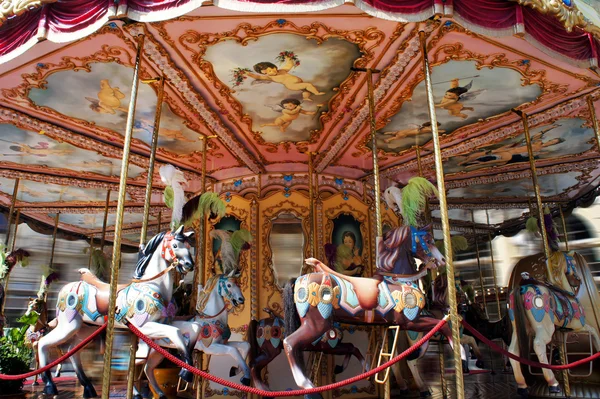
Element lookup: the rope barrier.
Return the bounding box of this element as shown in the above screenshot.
[461,319,600,370]
[129,318,448,397]
[0,323,107,380]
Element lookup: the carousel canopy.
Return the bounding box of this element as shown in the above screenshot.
[1,0,600,244]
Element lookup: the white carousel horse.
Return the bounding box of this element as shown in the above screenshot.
[133,271,250,399]
[37,226,196,398]
[508,251,600,397]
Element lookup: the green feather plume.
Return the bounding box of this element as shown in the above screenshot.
[401,177,439,227]
[164,186,174,209]
[526,216,539,233]
[230,229,253,258]
[462,284,475,302]
[435,235,469,254]
[181,192,227,227]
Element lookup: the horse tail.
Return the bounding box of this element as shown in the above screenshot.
[512,285,531,359]
[501,312,513,347]
[247,319,259,366]
[283,278,300,337]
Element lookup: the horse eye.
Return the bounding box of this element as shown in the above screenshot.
[173,243,178,248]
[227,284,232,288]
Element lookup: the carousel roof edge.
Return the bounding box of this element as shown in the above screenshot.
[1,0,600,67]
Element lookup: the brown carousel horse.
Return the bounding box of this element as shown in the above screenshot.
[247,306,367,392]
[283,225,467,399]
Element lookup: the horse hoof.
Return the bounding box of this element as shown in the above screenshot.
[334,365,344,374]
[229,367,238,377]
[43,384,59,396]
[462,360,470,374]
[420,391,432,398]
[407,347,421,361]
[475,360,484,369]
[83,385,98,398]
[549,385,561,394]
[240,377,251,386]
[179,369,194,383]
[517,388,529,398]
[32,381,39,386]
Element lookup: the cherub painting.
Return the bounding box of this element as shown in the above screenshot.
[2,141,73,157]
[241,53,325,102]
[382,122,445,143]
[204,34,361,142]
[435,79,484,119]
[261,98,316,132]
[85,79,128,114]
[159,128,197,142]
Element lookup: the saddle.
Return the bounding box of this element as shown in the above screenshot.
[79,269,130,315]
[519,276,575,298]
[313,262,382,310]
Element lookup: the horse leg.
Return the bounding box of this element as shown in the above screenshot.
[283,312,329,398]
[32,342,40,386]
[38,314,82,395]
[508,325,528,396]
[462,335,484,368]
[138,322,194,383]
[201,343,251,386]
[222,341,252,385]
[532,322,559,392]
[68,347,97,398]
[250,351,277,391]
[143,349,168,399]
[320,343,363,374]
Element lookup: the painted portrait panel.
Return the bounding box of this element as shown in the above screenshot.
[326,213,364,277]
[376,60,542,153]
[0,124,144,178]
[28,62,204,155]
[446,172,582,199]
[204,33,361,143]
[445,118,596,174]
[57,213,150,230]
[0,177,128,203]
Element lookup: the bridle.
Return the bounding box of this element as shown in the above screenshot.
[132,232,190,283]
[410,226,437,269]
[197,276,240,319]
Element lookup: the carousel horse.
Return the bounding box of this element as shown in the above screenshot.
[283,225,468,399]
[133,271,250,399]
[247,306,368,392]
[508,250,600,397]
[23,296,63,384]
[37,226,196,398]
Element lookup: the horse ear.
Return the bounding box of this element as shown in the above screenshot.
[423,224,432,232]
[174,225,184,235]
[184,231,194,239]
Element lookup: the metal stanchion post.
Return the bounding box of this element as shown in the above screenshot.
[419,30,464,397]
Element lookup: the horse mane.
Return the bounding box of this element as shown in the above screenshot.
[196,275,220,312]
[377,226,411,272]
[133,231,166,279]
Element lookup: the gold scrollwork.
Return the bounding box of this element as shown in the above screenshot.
[0,0,57,27]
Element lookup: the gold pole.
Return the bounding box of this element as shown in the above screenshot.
[127,75,164,399]
[101,34,145,399]
[88,235,95,268]
[49,213,59,266]
[419,30,465,396]
[100,190,111,252]
[10,210,20,252]
[559,206,569,252]
[415,145,424,177]
[486,211,502,320]
[308,151,316,258]
[2,210,20,312]
[587,95,600,151]
[513,109,569,396]
[157,210,162,232]
[471,211,488,317]
[4,178,19,247]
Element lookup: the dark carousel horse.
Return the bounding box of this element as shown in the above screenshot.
[247,306,367,392]
[283,225,467,399]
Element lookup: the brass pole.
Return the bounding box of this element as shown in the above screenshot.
[100,190,111,252]
[419,30,465,395]
[587,95,600,151]
[88,235,94,268]
[308,152,316,258]
[471,211,488,317]
[1,210,20,313]
[127,75,164,399]
[49,213,59,266]
[486,211,502,320]
[415,145,424,177]
[140,75,164,247]
[513,109,569,396]
[10,210,20,252]
[559,206,569,252]
[157,211,162,232]
[4,178,19,247]
[101,34,145,399]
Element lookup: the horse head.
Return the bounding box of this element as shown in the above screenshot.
[411,225,446,269]
[219,270,245,308]
[383,186,403,219]
[164,225,195,274]
[5,248,30,267]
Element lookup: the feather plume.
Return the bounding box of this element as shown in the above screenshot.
[526,216,539,233]
[181,192,227,227]
[230,229,253,258]
[401,177,439,227]
[435,235,469,254]
[159,164,187,229]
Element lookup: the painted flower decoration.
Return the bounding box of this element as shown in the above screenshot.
[543,293,551,313]
[161,301,177,318]
[307,282,321,307]
[230,67,252,87]
[276,51,300,67]
[523,291,534,310]
[200,324,212,339]
[332,286,341,309]
[256,326,264,339]
[271,326,282,339]
[572,302,581,320]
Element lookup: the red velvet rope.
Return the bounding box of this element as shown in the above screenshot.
[0,323,107,380]
[461,319,600,370]
[129,318,447,397]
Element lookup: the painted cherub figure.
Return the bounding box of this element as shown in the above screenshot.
[243,56,325,101]
[436,79,483,119]
[6,142,73,157]
[260,99,316,132]
[382,122,446,143]
[86,79,128,114]
[159,128,196,142]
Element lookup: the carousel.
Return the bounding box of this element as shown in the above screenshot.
[0,1,600,398]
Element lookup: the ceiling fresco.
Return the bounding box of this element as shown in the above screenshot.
[0,5,599,239]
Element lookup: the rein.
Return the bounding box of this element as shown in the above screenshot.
[410,226,432,257]
[131,265,176,283]
[196,277,235,319]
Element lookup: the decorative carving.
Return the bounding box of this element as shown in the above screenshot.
[0,0,57,27]
[517,0,600,38]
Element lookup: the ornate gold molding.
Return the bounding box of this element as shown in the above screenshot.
[0,0,56,27]
[517,0,600,39]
